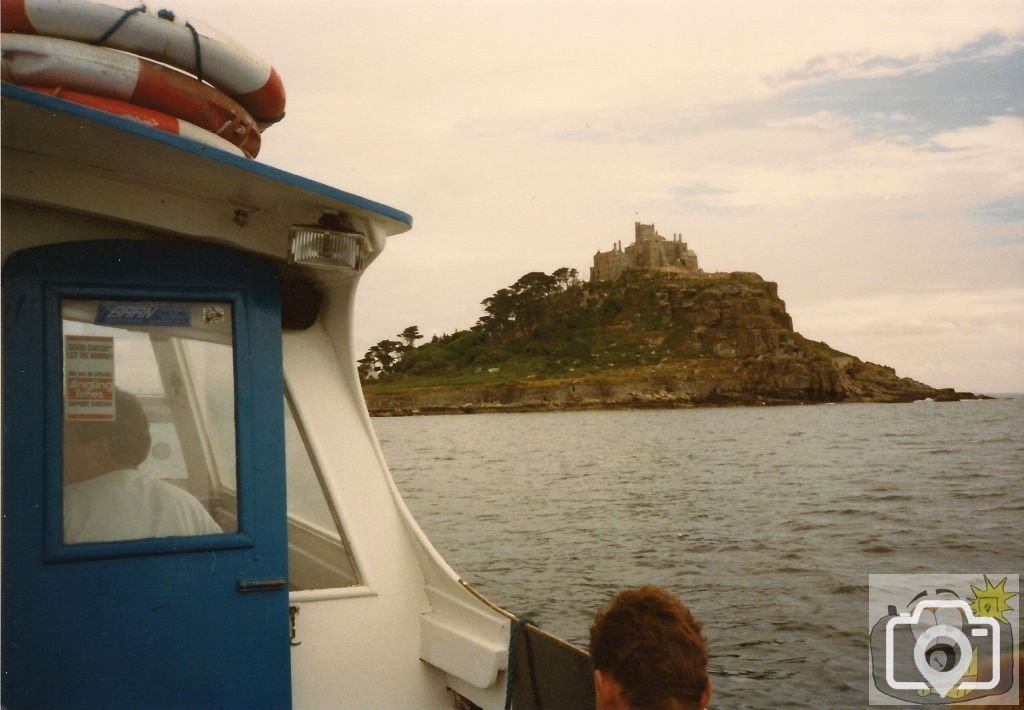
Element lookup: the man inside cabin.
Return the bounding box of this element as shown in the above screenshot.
[590,585,712,710]
[63,387,222,543]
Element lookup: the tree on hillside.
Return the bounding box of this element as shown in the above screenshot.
[511,271,558,299]
[399,325,423,349]
[476,269,578,336]
[509,271,557,330]
[359,326,423,380]
[552,267,579,290]
[356,352,377,381]
[478,287,518,334]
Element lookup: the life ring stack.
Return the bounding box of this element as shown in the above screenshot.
[1,0,286,158]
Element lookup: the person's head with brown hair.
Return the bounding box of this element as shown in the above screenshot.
[589,585,711,710]
[63,388,151,484]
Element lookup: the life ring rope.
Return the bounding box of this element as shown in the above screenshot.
[90,6,207,86]
[91,3,144,45]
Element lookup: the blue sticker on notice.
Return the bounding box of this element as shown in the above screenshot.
[96,303,191,327]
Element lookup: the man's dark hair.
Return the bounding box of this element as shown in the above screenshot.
[65,388,151,469]
[590,585,709,710]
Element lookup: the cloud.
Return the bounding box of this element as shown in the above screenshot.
[630,182,756,217]
[459,30,1024,154]
[665,183,752,216]
[770,32,1024,141]
[769,31,1021,86]
[976,235,1024,247]
[969,195,1024,224]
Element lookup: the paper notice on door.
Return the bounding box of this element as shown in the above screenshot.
[65,335,115,420]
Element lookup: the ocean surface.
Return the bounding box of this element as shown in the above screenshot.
[374,397,1024,708]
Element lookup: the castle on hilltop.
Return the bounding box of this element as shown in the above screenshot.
[590,222,701,282]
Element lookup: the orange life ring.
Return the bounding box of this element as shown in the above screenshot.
[2,34,262,157]
[1,0,285,126]
[20,85,247,156]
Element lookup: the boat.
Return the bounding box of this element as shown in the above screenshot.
[0,7,593,708]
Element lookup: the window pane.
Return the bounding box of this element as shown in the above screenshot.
[61,299,236,544]
[284,400,360,589]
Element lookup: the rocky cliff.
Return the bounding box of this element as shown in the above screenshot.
[363,270,983,415]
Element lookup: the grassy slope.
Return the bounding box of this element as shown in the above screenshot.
[364,271,845,396]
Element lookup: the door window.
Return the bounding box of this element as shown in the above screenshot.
[61,299,238,544]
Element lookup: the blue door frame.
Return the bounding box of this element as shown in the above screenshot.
[2,241,292,709]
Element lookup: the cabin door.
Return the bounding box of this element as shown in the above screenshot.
[2,241,292,709]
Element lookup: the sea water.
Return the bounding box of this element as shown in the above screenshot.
[374,397,1024,708]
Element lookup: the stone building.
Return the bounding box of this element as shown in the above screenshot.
[590,222,700,281]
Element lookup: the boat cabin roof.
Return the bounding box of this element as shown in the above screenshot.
[1,83,412,263]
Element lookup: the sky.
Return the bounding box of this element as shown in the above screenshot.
[171,0,1023,394]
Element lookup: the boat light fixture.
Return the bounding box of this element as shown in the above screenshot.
[288,225,368,271]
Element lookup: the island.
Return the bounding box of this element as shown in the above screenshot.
[361,223,985,415]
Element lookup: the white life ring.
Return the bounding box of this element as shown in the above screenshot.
[2,33,262,156]
[2,0,285,126]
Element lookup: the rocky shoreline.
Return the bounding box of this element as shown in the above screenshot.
[365,357,987,417]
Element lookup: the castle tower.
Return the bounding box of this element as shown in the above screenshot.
[590,222,701,281]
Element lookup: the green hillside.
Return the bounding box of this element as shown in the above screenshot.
[360,268,978,414]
